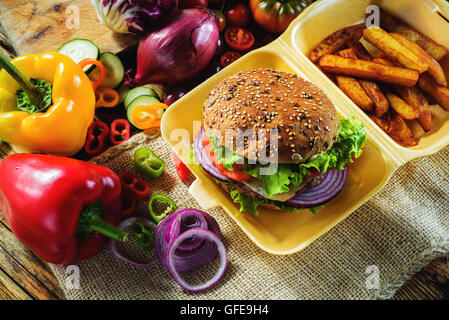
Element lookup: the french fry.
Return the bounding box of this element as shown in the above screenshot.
[369,115,391,133]
[340,48,389,117]
[384,91,420,120]
[319,54,419,87]
[362,26,429,73]
[335,76,374,112]
[373,57,430,130]
[335,49,373,111]
[418,73,449,111]
[388,112,418,146]
[380,10,449,61]
[390,33,447,86]
[369,113,417,146]
[360,81,389,117]
[376,50,391,60]
[337,48,358,59]
[372,57,396,66]
[394,86,431,131]
[309,24,365,63]
[348,39,374,61]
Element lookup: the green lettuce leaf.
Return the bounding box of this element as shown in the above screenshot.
[208,117,367,199]
[208,135,243,171]
[224,182,322,216]
[242,163,302,198]
[298,116,367,175]
[226,183,299,216]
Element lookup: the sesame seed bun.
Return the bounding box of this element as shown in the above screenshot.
[203,68,339,164]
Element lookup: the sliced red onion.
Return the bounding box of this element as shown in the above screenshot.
[110,217,158,267]
[286,165,348,208]
[167,228,228,292]
[194,127,229,182]
[155,208,226,274]
[165,210,208,253]
[111,209,227,292]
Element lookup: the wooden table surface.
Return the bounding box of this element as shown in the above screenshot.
[0,0,448,301]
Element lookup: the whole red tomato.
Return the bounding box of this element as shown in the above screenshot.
[214,10,226,32]
[224,27,255,52]
[249,0,311,33]
[225,3,251,28]
[178,0,208,9]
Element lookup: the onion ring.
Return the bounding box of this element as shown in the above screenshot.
[110,217,158,267]
[166,228,228,292]
[286,165,348,208]
[155,208,228,291]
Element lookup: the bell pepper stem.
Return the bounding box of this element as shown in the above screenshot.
[0,53,44,107]
[77,201,128,242]
[87,213,128,242]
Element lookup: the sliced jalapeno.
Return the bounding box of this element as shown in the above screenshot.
[148,194,178,224]
[134,147,165,179]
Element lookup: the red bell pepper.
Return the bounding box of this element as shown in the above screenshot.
[0,154,127,265]
[110,118,131,146]
[84,120,110,157]
[121,194,137,217]
[118,171,150,202]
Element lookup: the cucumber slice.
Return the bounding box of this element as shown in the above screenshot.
[124,87,159,109]
[127,95,161,129]
[57,38,99,72]
[89,52,124,89]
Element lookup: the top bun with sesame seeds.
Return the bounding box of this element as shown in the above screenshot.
[202,68,339,164]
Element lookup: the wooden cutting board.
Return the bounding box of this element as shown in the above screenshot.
[0,0,138,55]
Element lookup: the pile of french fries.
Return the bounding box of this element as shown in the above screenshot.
[309,11,449,146]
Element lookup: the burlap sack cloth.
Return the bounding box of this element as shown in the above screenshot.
[48,132,449,300]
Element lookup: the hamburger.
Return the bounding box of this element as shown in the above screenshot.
[194,68,367,215]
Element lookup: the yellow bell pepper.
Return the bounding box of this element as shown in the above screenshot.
[0,52,95,156]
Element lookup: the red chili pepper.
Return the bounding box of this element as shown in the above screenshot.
[118,171,150,201]
[173,152,191,181]
[84,120,110,157]
[110,119,130,146]
[121,194,137,217]
[0,154,126,265]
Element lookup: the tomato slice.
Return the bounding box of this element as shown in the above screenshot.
[216,162,252,181]
[305,167,334,179]
[173,152,191,181]
[224,27,255,52]
[305,167,321,179]
[202,132,251,181]
[220,51,242,68]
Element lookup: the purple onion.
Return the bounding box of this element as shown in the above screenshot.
[194,127,230,182]
[125,8,219,86]
[287,166,348,208]
[167,228,228,292]
[154,208,224,274]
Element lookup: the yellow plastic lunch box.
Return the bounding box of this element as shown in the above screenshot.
[161,0,449,255]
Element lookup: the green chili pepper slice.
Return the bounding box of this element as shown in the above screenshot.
[148,194,178,224]
[130,221,154,252]
[134,147,165,179]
